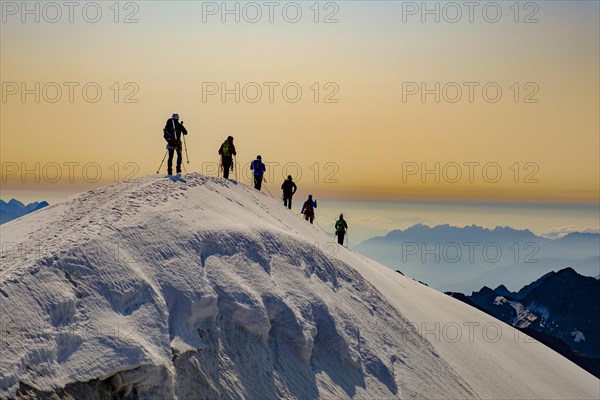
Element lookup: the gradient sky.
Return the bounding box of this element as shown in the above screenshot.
[1,1,599,205]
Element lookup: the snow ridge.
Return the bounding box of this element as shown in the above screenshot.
[1,174,472,399]
[1,174,598,399]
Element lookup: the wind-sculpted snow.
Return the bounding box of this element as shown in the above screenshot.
[0,175,471,399]
[0,174,598,399]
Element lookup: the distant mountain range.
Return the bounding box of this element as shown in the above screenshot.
[356,224,600,292]
[0,199,49,224]
[446,267,600,378]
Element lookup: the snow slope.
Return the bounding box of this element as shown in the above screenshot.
[0,174,597,399]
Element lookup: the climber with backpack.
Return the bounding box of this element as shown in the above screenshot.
[281,175,297,209]
[335,214,348,246]
[218,136,237,179]
[163,113,188,175]
[301,194,317,224]
[250,155,267,190]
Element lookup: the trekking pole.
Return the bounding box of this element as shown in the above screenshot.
[262,172,275,198]
[156,150,168,174]
[183,134,190,165]
[264,183,275,198]
[345,228,349,248]
[233,155,238,181]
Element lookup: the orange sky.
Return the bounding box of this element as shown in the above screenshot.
[1,1,599,204]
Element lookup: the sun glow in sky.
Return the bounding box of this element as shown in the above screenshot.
[1,1,599,205]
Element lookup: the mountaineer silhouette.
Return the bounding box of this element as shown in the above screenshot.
[281,175,297,209]
[250,155,266,190]
[163,113,188,175]
[301,194,317,224]
[335,213,348,245]
[218,136,237,179]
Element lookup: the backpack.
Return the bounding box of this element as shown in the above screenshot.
[164,127,175,142]
[336,220,346,232]
[164,119,179,142]
[221,141,231,157]
[303,200,314,214]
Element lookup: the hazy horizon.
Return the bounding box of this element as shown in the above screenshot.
[3,183,598,246]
